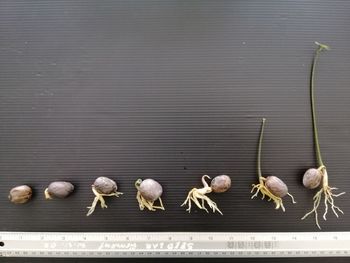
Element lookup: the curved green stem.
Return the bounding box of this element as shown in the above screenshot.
[257,118,266,179]
[310,42,329,167]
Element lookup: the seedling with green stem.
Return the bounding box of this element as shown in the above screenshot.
[301,42,345,229]
[251,118,296,211]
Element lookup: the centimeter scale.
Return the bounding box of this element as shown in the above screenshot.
[0,232,350,258]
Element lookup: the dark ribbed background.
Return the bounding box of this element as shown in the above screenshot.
[0,0,350,261]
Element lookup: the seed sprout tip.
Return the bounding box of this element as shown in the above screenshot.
[44,188,52,199]
[315,41,330,51]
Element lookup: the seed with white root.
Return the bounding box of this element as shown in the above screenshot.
[303,168,322,189]
[302,166,345,229]
[182,175,232,215]
[45,181,74,199]
[210,175,231,193]
[301,42,345,229]
[251,118,296,211]
[86,177,123,216]
[135,178,165,211]
[8,185,33,204]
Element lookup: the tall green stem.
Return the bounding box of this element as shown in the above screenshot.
[310,42,329,167]
[257,118,266,179]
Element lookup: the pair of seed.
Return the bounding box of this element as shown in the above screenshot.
[251,42,345,231]
[86,177,164,216]
[8,182,75,204]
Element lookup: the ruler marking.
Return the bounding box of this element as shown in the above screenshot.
[0,232,349,258]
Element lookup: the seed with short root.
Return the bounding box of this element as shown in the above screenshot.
[86,177,122,216]
[45,181,74,199]
[303,168,322,189]
[265,176,288,198]
[138,179,163,202]
[9,185,32,204]
[93,177,117,194]
[210,175,231,193]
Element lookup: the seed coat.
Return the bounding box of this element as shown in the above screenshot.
[211,175,231,193]
[9,185,32,204]
[302,168,322,189]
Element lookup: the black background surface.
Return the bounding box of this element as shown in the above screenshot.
[0,0,350,261]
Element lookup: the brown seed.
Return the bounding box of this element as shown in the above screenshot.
[210,175,231,193]
[46,181,74,199]
[93,177,117,194]
[139,179,163,202]
[303,168,322,189]
[8,185,32,204]
[265,176,288,198]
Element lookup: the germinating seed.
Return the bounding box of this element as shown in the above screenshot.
[86,177,123,216]
[135,178,165,211]
[251,118,296,211]
[182,174,231,215]
[9,185,32,204]
[45,181,74,199]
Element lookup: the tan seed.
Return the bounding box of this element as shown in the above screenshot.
[9,185,32,204]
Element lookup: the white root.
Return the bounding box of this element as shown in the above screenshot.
[44,188,52,200]
[302,168,345,229]
[86,186,123,216]
[251,177,295,212]
[136,190,165,211]
[287,193,297,204]
[181,175,223,215]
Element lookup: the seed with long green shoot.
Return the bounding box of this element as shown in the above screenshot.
[135,178,165,211]
[86,177,123,216]
[301,42,345,229]
[45,181,74,199]
[181,174,231,215]
[251,118,296,211]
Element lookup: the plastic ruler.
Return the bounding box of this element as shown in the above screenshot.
[0,232,349,258]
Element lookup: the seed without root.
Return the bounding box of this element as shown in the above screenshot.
[45,181,74,199]
[265,176,288,198]
[303,168,322,189]
[9,185,32,204]
[93,177,118,194]
[138,179,163,202]
[210,175,231,193]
